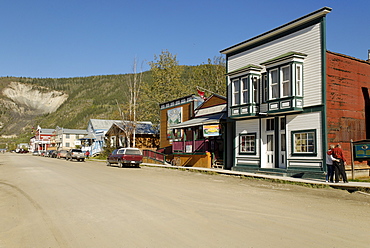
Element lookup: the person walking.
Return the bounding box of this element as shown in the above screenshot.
[332,144,348,183]
[326,145,337,183]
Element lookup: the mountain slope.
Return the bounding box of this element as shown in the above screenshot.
[0,63,225,144]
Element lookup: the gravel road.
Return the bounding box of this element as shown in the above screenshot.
[0,153,369,248]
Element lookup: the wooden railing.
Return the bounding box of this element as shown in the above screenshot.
[172,139,209,153]
[142,150,167,164]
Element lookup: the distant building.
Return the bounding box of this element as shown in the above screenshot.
[30,126,54,152]
[85,119,122,155]
[105,121,159,149]
[16,143,29,152]
[52,126,88,150]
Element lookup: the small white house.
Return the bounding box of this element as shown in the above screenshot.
[53,126,88,150]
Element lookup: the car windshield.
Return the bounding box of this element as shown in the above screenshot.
[71,149,82,152]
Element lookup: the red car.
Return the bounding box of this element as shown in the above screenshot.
[106,148,143,168]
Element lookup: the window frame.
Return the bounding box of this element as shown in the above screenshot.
[232,78,240,106]
[269,68,279,100]
[266,118,275,131]
[295,63,303,96]
[291,129,317,156]
[267,63,304,101]
[239,133,257,155]
[252,76,259,104]
[241,77,249,104]
[280,65,291,98]
[262,73,268,103]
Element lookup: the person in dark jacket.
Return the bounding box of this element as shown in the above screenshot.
[332,144,348,183]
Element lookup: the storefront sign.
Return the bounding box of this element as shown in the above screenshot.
[203,124,220,137]
[353,143,370,160]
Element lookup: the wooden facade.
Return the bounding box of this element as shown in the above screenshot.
[166,94,227,168]
[105,121,159,149]
[159,95,204,152]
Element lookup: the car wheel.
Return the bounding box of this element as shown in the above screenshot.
[118,161,123,168]
[106,161,111,166]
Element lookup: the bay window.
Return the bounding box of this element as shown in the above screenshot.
[261,52,307,101]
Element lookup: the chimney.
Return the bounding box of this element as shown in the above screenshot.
[368,49,370,62]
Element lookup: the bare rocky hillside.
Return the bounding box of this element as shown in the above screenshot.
[0,81,68,137]
[2,82,68,115]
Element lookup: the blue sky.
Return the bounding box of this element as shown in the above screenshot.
[0,0,369,78]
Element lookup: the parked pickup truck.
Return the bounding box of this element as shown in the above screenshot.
[66,149,85,162]
[107,148,143,168]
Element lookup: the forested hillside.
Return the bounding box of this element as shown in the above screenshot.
[0,53,225,147]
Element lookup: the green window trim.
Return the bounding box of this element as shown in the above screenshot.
[239,133,257,155]
[291,129,317,156]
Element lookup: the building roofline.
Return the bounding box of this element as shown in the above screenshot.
[220,7,332,55]
[327,50,370,65]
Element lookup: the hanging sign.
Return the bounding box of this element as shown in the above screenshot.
[203,124,220,137]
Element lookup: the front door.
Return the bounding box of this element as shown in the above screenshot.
[278,117,287,168]
[264,117,287,168]
[265,118,275,168]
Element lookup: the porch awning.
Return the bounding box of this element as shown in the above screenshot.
[169,112,226,129]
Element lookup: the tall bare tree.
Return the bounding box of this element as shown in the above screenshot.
[117,57,144,147]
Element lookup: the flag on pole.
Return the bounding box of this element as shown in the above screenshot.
[197,89,205,99]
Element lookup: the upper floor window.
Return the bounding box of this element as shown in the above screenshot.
[261,52,307,101]
[296,64,303,96]
[269,69,279,99]
[262,73,268,102]
[66,134,70,139]
[241,78,248,104]
[252,77,259,104]
[227,64,262,107]
[232,75,260,106]
[232,79,240,106]
[281,66,290,97]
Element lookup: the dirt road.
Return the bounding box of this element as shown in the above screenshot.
[0,153,369,247]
